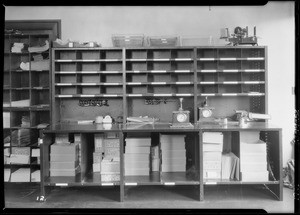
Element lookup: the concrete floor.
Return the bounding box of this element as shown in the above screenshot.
[3,184,295,213]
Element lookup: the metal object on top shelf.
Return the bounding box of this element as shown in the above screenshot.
[235,110,271,126]
[220,26,258,46]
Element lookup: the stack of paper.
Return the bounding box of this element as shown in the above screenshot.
[4,168,11,182]
[151,146,160,172]
[31,170,41,182]
[124,137,151,176]
[160,135,186,172]
[3,112,10,128]
[221,152,239,180]
[10,168,30,182]
[50,143,80,177]
[203,132,223,179]
[240,131,269,182]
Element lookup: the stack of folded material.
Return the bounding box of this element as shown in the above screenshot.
[50,142,80,177]
[11,129,31,147]
[33,54,44,61]
[28,40,49,53]
[20,59,49,71]
[21,115,30,127]
[124,137,151,176]
[203,132,223,180]
[240,131,269,182]
[11,42,25,53]
[160,134,186,172]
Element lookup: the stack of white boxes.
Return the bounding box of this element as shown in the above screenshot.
[50,134,80,177]
[240,131,269,182]
[203,132,223,180]
[160,135,186,172]
[100,135,120,182]
[93,134,104,173]
[124,137,151,176]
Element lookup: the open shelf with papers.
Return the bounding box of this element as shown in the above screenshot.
[3,31,51,185]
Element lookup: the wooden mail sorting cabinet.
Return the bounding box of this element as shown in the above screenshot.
[40,122,282,202]
[51,46,267,124]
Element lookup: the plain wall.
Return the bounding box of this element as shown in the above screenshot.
[4,2,295,166]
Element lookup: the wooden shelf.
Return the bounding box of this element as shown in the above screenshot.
[204,179,280,185]
[4,31,51,187]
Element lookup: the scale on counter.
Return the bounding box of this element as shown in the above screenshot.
[198,97,215,123]
[171,98,193,128]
